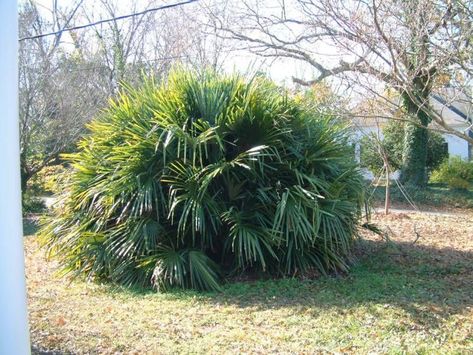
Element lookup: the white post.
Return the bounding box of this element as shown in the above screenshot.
[0,0,31,354]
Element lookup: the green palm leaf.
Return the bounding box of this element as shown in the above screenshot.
[39,68,365,291]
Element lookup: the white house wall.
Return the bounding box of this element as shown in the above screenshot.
[430,97,469,127]
[430,95,471,159]
[444,132,470,159]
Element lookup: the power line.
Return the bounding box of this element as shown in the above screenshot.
[19,0,199,42]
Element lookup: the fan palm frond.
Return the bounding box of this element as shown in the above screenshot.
[40,68,365,291]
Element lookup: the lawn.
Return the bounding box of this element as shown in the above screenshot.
[26,212,473,354]
[368,183,473,211]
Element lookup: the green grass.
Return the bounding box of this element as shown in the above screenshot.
[368,183,473,209]
[27,212,473,354]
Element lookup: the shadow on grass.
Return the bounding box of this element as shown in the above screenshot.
[115,238,473,330]
[369,183,473,209]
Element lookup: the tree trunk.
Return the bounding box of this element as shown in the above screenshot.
[399,92,430,187]
[400,121,429,187]
[384,162,390,215]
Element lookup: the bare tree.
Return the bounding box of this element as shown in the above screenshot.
[76,0,159,91]
[75,0,231,88]
[218,0,473,186]
[19,0,232,190]
[18,0,101,189]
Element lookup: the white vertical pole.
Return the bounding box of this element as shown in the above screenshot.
[0,0,31,354]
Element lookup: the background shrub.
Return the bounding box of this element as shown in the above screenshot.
[40,70,365,291]
[22,192,46,215]
[360,121,448,176]
[430,156,473,190]
[28,165,68,195]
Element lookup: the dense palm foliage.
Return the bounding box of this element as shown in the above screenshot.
[40,70,365,291]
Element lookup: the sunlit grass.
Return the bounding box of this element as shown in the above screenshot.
[27,211,473,354]
[369,183,473,210]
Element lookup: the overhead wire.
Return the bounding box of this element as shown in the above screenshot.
[19,0,199,42]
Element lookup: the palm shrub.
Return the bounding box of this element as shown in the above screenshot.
[40,70,365,291]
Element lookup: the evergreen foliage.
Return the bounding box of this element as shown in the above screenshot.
[361,121,447,177]
[40,70,365,291]
[430,157,473,190]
